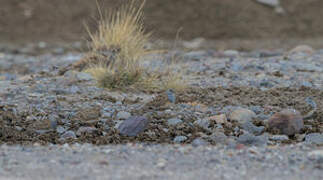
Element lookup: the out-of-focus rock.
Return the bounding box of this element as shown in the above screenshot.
[268,109,304,136]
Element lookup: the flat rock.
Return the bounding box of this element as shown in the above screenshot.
[118,116,149,137]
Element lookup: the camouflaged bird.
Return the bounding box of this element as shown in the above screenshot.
[58,45,121,75]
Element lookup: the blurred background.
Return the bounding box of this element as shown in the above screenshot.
[1,0,323,49]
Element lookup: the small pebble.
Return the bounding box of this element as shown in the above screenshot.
[269,135,289,141]
[56,126,66,134]
[116,111,131,120]
[167,118,183,126]
[173,136,187,143]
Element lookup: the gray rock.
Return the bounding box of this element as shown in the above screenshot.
[167,118,183,126]
[118,116,149,137]
[269,135,289,141]
[193,118,209,130]
[173,136,187,143]
[116,111,131,120]
[60,131,76,140]
[305,133,323,145]
[76,127,97,136]
[240,121,265,135]
[237,133,268,146]
[56,126,66,134]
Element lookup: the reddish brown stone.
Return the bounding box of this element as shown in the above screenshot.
[268,109,304,136]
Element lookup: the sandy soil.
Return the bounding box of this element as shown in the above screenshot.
[1,0,323,43]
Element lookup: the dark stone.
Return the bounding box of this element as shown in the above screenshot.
[118,116,149,137]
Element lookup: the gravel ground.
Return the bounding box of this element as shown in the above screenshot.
[0,43,322,179]
[0,144,322,180]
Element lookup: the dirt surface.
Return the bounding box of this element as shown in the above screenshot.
[0,144,322,180]
[1,86,322,145]
[0,1,323,179]
[1,0,323,43]
[0,45,322,146]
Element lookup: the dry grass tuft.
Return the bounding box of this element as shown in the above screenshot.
[84,0,186,92]
[86,0,149,72]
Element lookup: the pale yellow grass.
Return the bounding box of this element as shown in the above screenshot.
[87,0,149,72]
[85,0,186,92]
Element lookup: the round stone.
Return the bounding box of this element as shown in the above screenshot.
[268,109,304,136]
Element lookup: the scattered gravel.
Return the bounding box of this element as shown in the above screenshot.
[0,44,322,179]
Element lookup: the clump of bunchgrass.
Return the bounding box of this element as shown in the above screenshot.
[84,0,186,92]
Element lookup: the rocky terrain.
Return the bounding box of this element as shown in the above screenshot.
[0,42,322,179]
